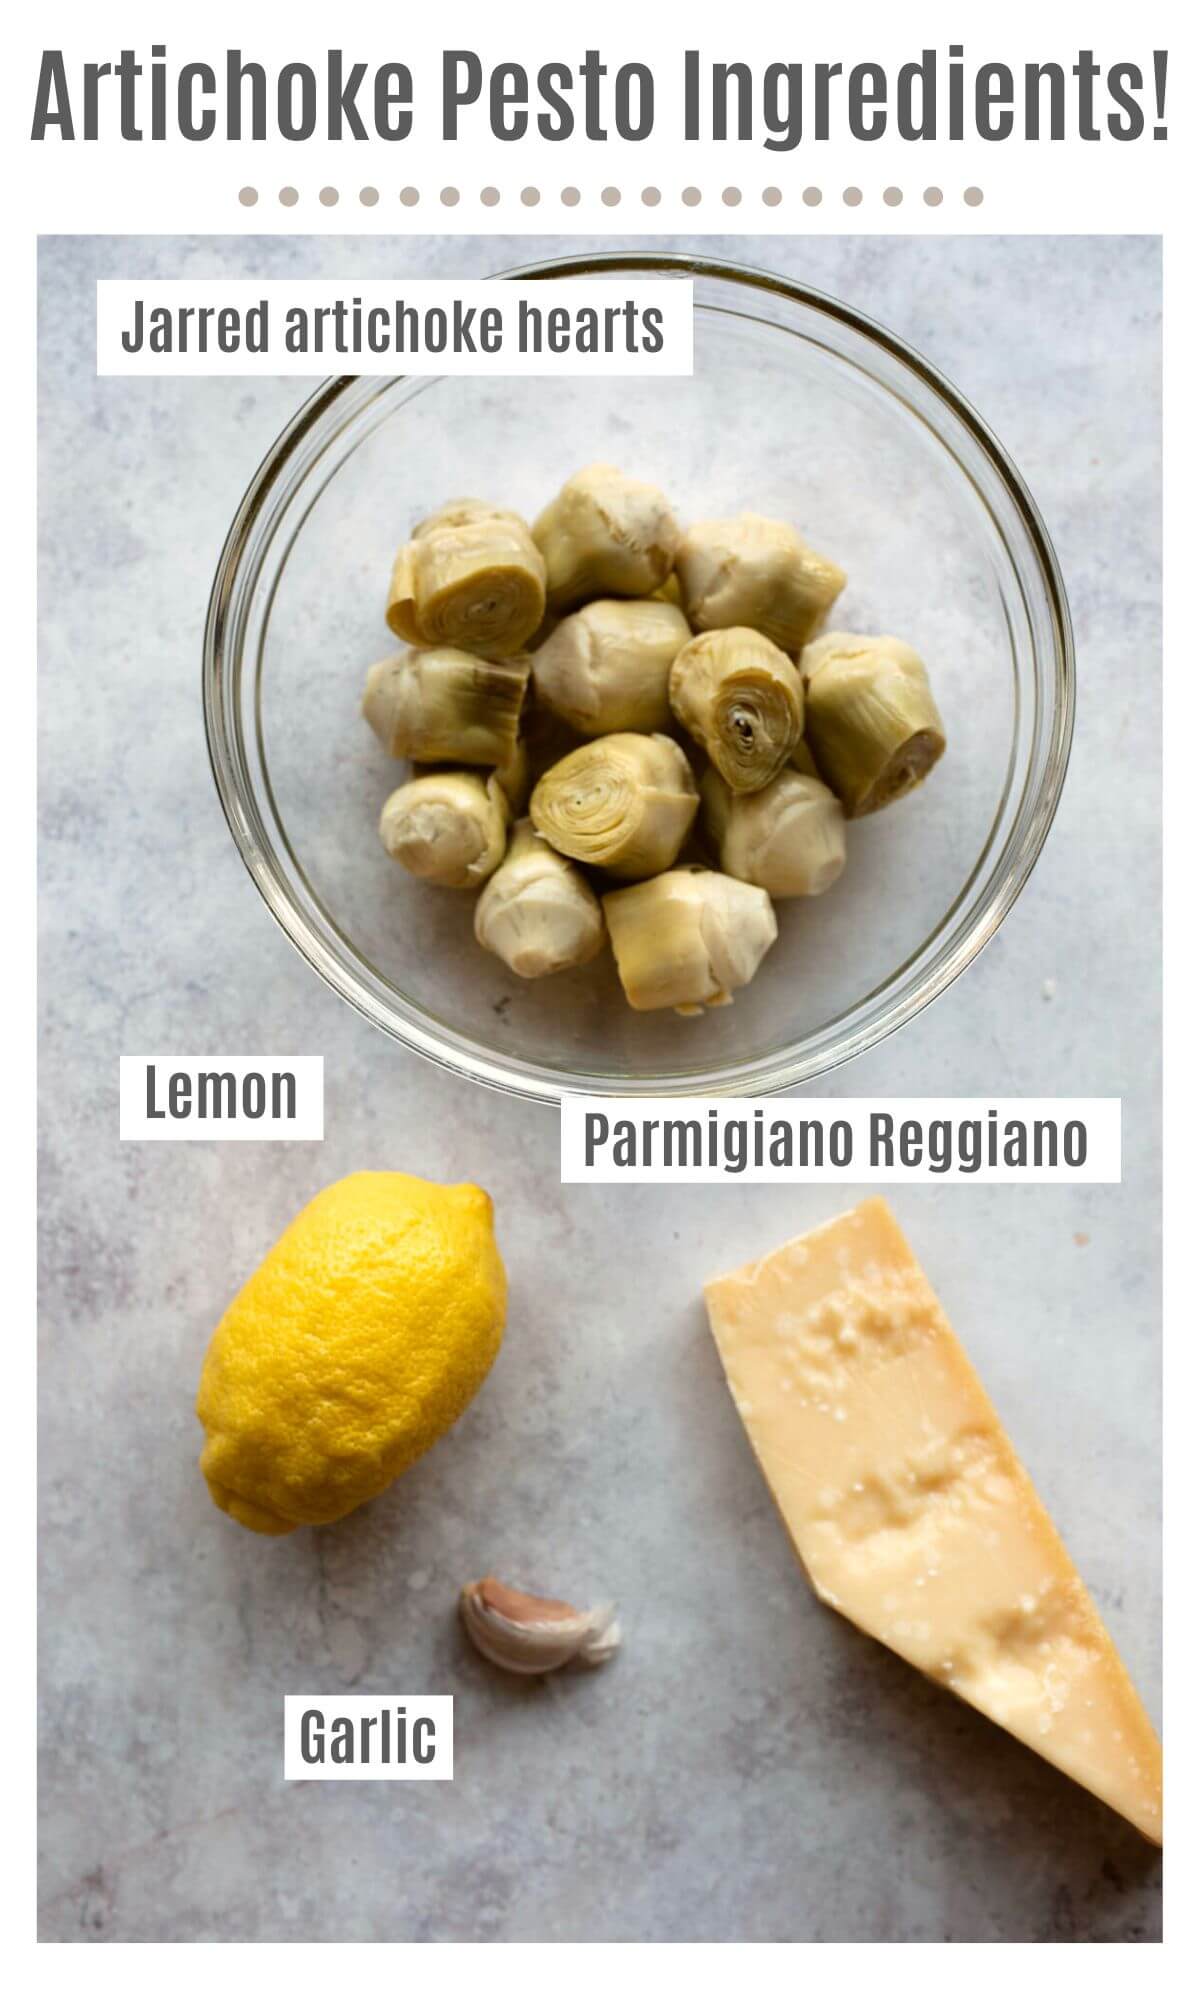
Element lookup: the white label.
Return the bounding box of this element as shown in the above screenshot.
[284,1696,454,1781]
[561,1098,1122,1184]
[119,1056,324,1140]
[96,278,693,376]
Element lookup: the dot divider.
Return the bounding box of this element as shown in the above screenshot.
[240,184,983,211]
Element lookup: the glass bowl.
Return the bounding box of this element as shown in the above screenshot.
[203,252,1073,1103]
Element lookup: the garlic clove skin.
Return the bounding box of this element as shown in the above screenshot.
[460,1576,622,1675]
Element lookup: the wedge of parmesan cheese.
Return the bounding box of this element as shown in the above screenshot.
[704,1197,1162,1843]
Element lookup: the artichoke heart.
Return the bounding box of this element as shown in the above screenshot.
[387,502,546,657]
[474,820,606,979]
[533,463,680,611]
[669,627,804,794]
[491,734,532,814]
[701,765,846,899]
[604,867,778,1014]
[532,597,691,737]
[675,513,846,652]
[790,736,821,779]
[802,632,946,818]
[413,497,527,538]
[378,770,509,889]
[529,732,698,881]
[362,648,530,768]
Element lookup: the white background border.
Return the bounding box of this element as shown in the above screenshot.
[9,0,1192,1975]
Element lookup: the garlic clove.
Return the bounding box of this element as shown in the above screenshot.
[460,1576,621,1675]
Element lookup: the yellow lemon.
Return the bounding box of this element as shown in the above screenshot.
[196,1172,506,1534]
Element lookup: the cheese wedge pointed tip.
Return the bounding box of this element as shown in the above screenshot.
[704,1197,1162,1846]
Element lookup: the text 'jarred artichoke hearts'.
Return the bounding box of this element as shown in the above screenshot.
[604,867,778,1014]
[675,513,847,653]
[379,770,509,889]
[530,733,698,881]
[532,597,691,737]
[387,499,546,657]
[701,766,846,899]
[669,627,804,794]
[362,648,530,769]
[802,632,946,818]
[533,463,681,611]
[474,820,606,979]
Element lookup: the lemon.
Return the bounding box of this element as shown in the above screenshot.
[196,1172,506,1535]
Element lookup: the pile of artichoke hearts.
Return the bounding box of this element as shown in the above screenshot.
[361,464,946,1015]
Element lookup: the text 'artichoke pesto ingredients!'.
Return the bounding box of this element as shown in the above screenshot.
[358,464,946,1015]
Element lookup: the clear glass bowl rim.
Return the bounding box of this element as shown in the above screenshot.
[203,249,1075,1104]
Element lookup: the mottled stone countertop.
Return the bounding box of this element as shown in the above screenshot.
[39,234,1161,1941]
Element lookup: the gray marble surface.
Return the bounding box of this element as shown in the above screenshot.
[38,235,1161,1942]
